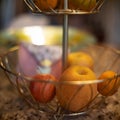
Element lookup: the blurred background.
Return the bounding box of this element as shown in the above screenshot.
[0,0,120,49]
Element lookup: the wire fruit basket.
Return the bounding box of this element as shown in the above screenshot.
[0,45,120,120]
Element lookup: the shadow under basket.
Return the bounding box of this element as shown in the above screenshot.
[0,45,120,119]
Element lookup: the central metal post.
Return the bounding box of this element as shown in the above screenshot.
[62,0,68,71]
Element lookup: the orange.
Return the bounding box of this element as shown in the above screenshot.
[56,66,97,112]
[34,0,58,11]
[97,71,120,96]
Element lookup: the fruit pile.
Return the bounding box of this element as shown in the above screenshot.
[29,51,120,112]
[33,0,97,12]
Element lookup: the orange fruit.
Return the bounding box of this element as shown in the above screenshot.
[56,66,97,112]
[67,52,94,69]
[68,0,96,11]
[97,71,120,96]
[34,0,58,11]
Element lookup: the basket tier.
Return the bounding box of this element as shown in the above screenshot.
[24,0,105,14]
[0,45,120,119]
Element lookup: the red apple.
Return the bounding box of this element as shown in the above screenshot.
[51,59,62,80]
[29,74,57,103]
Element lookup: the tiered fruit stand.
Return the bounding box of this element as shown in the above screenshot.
[1,0,120,120]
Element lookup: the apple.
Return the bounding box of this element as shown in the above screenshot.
[51,59,62,80]
[67,51,94,69]
[56,66,97,112]
[97,71,120,96]
[69,0,96,11]
[29,74,57,103]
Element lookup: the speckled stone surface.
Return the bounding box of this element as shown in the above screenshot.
[0,67,120,120]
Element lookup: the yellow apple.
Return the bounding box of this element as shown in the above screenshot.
[67,51,94,69]
[56,66,97,112]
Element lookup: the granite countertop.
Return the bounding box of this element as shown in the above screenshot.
[0,67,120,120]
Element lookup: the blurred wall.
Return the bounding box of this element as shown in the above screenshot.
[0,0,28,30]
[102,0,120,49]
[0,0,120,48]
